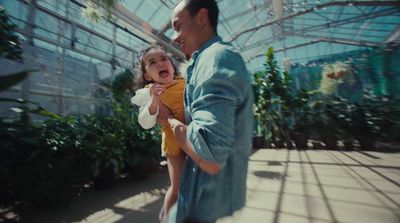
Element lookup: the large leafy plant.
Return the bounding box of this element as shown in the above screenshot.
[0,6,22,62]
[110,69,161,169]
[253,47,294,146]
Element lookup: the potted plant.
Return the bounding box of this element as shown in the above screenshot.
[86,132,125,189]
[253,48,293,148]
[290,89,317,149]
[107,69,161,180]
[80,115,125,189]
[349,102,379,150]
[124,127,161,180]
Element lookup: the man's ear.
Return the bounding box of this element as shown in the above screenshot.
[196,8,209,29]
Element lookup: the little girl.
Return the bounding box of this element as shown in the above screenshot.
[131,45,185,223]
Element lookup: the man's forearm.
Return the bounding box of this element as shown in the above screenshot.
[168,118,221,175]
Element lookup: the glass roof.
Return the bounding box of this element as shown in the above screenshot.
[121,0,400,73]
[2,0,400,74]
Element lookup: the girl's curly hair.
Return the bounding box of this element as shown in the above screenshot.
[134,44,180,90]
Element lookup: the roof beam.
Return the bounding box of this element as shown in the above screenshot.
[247,37,379,63]
[240,6,398,52]
[385,25,400,43]
[231,0,400,41]
[111,3,185,59]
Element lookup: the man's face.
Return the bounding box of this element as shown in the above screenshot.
[171,3,202,58]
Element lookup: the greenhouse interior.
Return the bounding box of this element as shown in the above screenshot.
[1,0,400,222]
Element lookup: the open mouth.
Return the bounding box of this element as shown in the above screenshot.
[159,69,169,78]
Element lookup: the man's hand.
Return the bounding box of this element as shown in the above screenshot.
[166,117,222,175]
[157,102,172,127]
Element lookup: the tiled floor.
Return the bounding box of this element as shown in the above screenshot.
[218,149,400,223]
[13,149,400,223]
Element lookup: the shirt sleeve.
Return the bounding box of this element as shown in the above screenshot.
[186,75,244,168]
[131,88,158,129]
[138,101,158,129]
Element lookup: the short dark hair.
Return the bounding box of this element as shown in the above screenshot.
[183,0,219,33]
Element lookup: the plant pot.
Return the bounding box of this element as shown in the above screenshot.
[312,141,325,150]
[93,165,115,190]
[253,136,266,149]
[343,140,354,151]
[273,140,285,149]
[322,137,337,150]
[0,176,11,205]
[357,138,375,150]
[285,140,295,149]
[292,132,308,150]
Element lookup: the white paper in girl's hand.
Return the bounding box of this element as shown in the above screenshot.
[131,88,151,107]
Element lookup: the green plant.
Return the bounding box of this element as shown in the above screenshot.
[0,119,42,204]
[83,0,122,22]
[8,116,90,205]
[79,115,125,177]
[0,6,23,62]
[0,28,64,203]
[108,69,161,171]
[377,98,400,142]
[40,116,91,182]
[349,92,381,149]
[253,47,293,146]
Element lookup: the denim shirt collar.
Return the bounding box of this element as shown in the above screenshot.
[191,35,222,61]
[186,36,222,82]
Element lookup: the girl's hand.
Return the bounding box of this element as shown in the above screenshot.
[149,84,165,115]
[150,84,165,99]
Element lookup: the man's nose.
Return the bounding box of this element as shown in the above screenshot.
[172,33,180,44]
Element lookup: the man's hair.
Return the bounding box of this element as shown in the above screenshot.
[183,0,219,33]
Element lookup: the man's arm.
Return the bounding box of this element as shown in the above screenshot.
[157,104,221,175]
[168,117,221,175]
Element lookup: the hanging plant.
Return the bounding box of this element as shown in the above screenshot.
[82,0,122,22]
[319,61,354,95]
[0,6,23,62]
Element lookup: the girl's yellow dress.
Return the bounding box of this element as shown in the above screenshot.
[158,79,186,155]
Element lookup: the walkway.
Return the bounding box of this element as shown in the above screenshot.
[14,149,400,223]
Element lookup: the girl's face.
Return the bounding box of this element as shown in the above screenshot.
[143,48,175,84]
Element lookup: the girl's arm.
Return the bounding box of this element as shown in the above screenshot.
[134,84,165,129]
[138,102,158,129]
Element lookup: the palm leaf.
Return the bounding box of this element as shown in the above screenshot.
[0,70,31,92]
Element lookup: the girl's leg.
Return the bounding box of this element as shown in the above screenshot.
[160,152,185,223]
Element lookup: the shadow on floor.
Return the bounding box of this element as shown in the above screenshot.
[252,170,285,180]
[15,169,169,223]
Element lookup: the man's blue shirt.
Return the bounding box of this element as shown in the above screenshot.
[170,36,254,223]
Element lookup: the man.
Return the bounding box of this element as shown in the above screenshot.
[158,0,254,222]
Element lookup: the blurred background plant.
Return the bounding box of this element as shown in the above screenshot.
[253,47,400,151]
[0,11,162,205]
